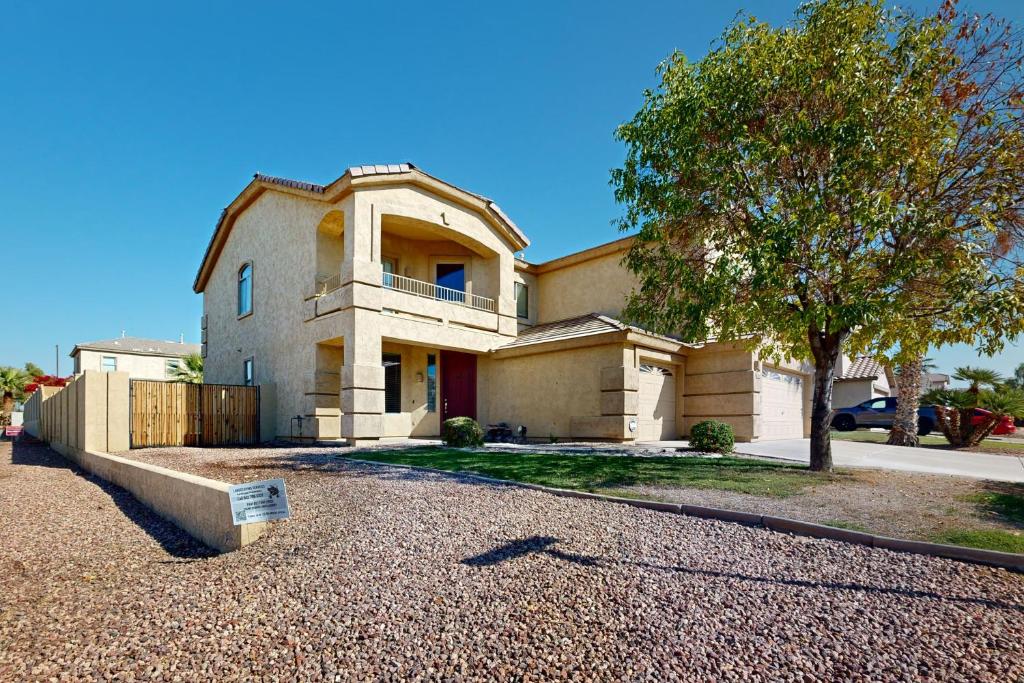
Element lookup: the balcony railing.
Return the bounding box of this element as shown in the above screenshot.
[384,273,496,313]
[315,273,342,296]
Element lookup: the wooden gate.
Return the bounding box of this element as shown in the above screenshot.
[130,381,260,448]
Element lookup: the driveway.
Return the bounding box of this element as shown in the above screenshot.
[736,438,1024,482]
[5,441,1023,681]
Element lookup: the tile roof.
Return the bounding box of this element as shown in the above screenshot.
[71,337,201,358]
[500,313,687,350]
[836,356,884,381]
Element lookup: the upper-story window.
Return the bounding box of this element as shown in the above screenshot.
[238,263,253,317]
[101,356,117,372]
[515,282,529,318]
[243,357,254,386]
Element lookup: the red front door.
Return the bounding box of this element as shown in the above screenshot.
[441,351,477,421]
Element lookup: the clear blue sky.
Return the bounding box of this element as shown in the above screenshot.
[2,1,1021,378]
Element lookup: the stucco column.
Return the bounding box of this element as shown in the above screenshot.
[340,308,384,445]
[495,250,518,337]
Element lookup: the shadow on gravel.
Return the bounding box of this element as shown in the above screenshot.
[464,535,1024,613]
[10,440,216,560]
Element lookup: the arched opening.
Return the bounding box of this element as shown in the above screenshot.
[380,214,499,311]
[315,210,345,293]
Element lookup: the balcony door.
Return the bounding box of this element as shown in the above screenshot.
[436,263,466,304]
[441,351,476,422]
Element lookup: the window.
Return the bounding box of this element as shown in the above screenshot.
[435,263,466,303]
[101,356,117,372]
[165,359,180,378]
[238,263,253,317]
[867,398,888,410]
[243,357,254,386]
[382,258,396,288]
[515,282,529,318]
[383,353,401,413]
[426,353,437,412]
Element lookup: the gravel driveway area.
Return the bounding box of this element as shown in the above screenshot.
[3,441,1024,681]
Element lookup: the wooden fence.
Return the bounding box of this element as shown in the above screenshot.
[130,381,260,448]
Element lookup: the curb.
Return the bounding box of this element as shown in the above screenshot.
[339,456,1024,573]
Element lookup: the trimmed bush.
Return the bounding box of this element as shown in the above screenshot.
[442,417,485,447]
[689,419,734,453]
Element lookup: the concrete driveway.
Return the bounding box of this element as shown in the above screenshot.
[736,438,1024,482]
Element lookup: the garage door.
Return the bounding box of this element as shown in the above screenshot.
[760,367,805,440]
[639,363,676,441]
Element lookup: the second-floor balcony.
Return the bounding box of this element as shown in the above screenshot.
[315,272,496,313]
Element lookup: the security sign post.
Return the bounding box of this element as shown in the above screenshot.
[228,479,290,525]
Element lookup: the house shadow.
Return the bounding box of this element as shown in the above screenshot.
[9,440,216,560]
[461,535,1024,613]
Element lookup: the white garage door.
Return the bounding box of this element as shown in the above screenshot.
[760,367,805,440]
[639,363,676,441]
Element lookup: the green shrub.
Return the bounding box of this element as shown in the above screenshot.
[690,420,734,453]
[442,417,485,447]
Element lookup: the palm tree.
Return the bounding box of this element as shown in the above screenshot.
[169,353,203,384]
[952,366,1005,394]
[0,366,30,425]
[925,383,1024,447]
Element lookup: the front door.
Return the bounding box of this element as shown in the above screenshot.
[441,351,476,421]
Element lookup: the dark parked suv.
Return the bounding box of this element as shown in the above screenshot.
[830,397,936,436]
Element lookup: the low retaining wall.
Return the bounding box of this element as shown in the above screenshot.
[23,372,269,552]
[343,457,1024,573]
[52,442,267,552]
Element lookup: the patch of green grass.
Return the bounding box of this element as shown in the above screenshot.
[961,490,1024,525]
[820,519,870,533]
[930,529,1024,554]
[831,430,1024,451]
[352,447,839,498]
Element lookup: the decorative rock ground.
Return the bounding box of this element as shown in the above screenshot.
[2,442,1022,681]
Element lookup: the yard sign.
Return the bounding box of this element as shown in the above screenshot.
[228,479,290,525]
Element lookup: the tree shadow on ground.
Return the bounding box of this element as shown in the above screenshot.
[461,535,1024,613]
[9,440,216,560]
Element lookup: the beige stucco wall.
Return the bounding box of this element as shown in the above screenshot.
[74,349,183,381]
[203,190,330,439]
[481,343,623,439]
[536,249,636,323]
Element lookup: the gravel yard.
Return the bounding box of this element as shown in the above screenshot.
[3,441,1024,681]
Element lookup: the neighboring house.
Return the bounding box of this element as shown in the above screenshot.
[194,163,812,444]
[924,373,950,393]
[70,336,201,380]
[831,355,891,408]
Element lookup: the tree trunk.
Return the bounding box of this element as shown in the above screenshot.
[807,327,845,473]
[887,355,923,446]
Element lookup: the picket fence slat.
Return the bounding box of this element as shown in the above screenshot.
[130,381,259,448]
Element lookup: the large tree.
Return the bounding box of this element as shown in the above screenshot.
[613,0,1024,471]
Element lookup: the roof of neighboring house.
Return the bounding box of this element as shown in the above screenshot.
[499,313,688,350]
[70,337,201,359]
[928,372,951,383]
[194,163,529,293]
[836,356,885,382]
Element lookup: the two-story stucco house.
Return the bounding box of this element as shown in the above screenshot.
[194,163,812,445]
[70,336,200,380]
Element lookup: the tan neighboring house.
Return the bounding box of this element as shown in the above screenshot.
[193,163,813,445]
[831,355,891,408]
[70,336,200,380]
